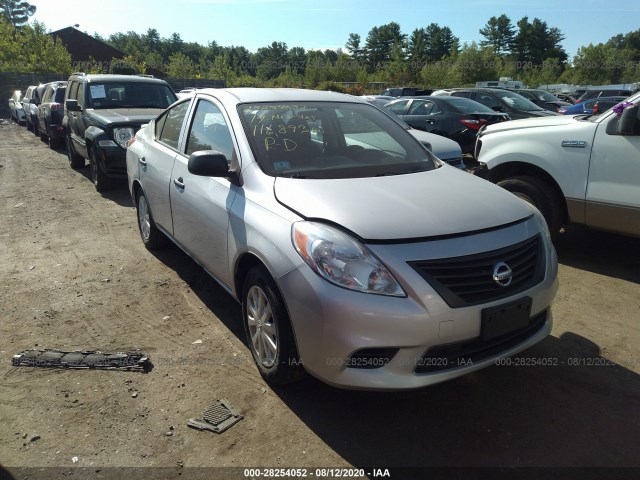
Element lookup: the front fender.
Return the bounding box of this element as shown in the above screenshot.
[479,133,592,201]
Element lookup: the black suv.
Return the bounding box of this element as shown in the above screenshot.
[64,73,177,191]
[439,88,559,119]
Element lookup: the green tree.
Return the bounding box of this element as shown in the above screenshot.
[166,52,196,78]
[424,24,458,62]
[479,14,515,56]
[0,19,71,73]
[345,33,363,61]
[512,17,567,66]
[363,22,405,69]
[0,0,36,28]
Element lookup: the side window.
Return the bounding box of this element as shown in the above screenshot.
[451,91,471,99]
[67,81,78,101]
[185,100,235,163]
[409,100,433,115]
[475,93,501,109]
[386,100,409,114]
[77,83,85,108]
[157,101,190,150]
[42,87,52,103]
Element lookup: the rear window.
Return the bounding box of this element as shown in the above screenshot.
[54,87,66,103]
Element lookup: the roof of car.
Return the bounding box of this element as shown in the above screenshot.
[68,74,170,84]
[194,87,362,104]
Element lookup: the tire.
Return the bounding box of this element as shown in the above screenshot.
[242,266,305,385]
[40,130,47,143]
[26,119,32,132]
[89,148,112,192]
[135,189,167,250]
[66,135,85,169]
[33,121,39,136]
[497,175,562,237]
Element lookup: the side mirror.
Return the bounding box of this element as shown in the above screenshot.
[491,105,504,112]
[188,150,230,177]
[617,104,639,135]
[65,99,81,112]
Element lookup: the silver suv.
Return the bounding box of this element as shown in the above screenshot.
[127,88,558,390]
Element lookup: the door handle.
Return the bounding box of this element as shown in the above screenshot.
[173,177,185,189]
[138,157,147,166]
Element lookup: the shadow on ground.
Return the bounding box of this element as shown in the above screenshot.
[150,230,640,476]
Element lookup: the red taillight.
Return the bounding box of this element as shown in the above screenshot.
[593,103,599,114]
[50,103,61,111]
[460,118,488,130]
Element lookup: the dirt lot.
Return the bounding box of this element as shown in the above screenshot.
[0,119,639,480]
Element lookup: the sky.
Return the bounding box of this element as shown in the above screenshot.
[30,0,640,59]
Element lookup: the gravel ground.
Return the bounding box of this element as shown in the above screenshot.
[0,118,638,480]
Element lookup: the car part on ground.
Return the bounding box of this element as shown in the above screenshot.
[12,349,151,371]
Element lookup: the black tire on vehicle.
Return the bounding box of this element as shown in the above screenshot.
[33,121,39,136]
[135,189,167,250]
[66,135,85,169]
[89,148,112,192]
[242,266,305,386]
[48,135,57,150]
[497,175,563,237]
[26,120,32,131]
[40,130,47,143]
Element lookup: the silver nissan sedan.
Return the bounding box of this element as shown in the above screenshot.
[127,88,558,390]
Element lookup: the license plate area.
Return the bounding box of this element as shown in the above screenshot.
[481,297,532,341]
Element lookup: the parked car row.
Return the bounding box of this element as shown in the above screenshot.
[8,81,68,148]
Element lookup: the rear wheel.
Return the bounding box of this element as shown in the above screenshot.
[66,135,85,169]
[497,175,562,237]
[135,189,167,249]
[242,266,305,385]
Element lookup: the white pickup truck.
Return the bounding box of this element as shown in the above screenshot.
[476,91,640,238]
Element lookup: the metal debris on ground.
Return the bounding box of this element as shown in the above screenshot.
[12,349,151,372]
[187,399,243,434]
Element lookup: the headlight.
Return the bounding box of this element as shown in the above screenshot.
[113,127,135,149]
[292,221,405,297]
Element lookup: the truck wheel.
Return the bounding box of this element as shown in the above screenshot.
[498,175,562,237]
[89,148,112,192]
[66,135,85,169]
[242,266,305,386]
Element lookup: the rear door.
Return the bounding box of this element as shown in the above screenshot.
[169,96,239,287]
[402,99,443,133]
[140,100,192,234]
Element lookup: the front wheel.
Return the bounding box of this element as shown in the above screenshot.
[497,175,562,237]
[89,148,112,192]
[242,266,305,386]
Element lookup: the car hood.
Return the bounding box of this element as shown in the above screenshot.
[483,115,579,134]
[273,166,532,240]
[88,108,164,124]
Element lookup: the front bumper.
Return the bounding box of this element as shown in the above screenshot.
[277,218,558,390]
[97,146,127,179]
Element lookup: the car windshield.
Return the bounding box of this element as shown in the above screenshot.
[442,97,497,114]
[87,82,176,109]
[498,91,544,111]
[238,101,437,179]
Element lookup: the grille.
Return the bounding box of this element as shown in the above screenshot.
[409,235,543,308]
[415,309,548,373]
